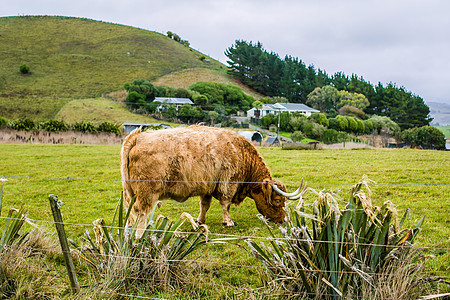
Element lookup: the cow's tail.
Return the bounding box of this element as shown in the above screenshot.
[120,127,141,207]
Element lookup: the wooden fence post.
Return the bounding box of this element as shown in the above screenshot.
[48,194,80,294]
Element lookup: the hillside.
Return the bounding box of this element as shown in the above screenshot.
[0,16,225,99]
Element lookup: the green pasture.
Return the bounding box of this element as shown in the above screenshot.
[0,144,449,292]
[437,125,450,138]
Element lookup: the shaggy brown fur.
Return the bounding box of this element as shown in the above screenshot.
[121,126,287,237]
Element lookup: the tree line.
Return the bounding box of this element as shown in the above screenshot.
[225,40,431,130]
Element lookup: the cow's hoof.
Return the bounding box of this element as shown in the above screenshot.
[195,220,204,226]
[223,222,236,227]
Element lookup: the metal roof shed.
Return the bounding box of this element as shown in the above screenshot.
[265,136,280,146]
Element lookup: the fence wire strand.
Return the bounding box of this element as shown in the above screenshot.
[1,174,450,186]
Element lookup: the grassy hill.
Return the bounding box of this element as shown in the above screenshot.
[0,15,225,99]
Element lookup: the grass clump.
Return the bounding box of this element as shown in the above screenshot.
[0,182,64,299]
[71,196,209,296]
[247,177,427,299]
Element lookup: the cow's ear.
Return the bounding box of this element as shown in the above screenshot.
[261,179,272,202]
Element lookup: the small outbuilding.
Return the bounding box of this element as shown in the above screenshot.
[237,131,263,143]
[265,136,280,146]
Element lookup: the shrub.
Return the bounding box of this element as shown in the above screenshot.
[71,121,97,133]
[310,112,329,127]
[400,126,445,150]
[0,117,7,128]
[71,196,208,294]
[347,116,358,133]
[38,120,68,132]
[261,113,276,129]
[96,122,121,134]
[7,119,35,131]
[291,131,304,142]
[289,116,307,132]
[364,120,374,134]
[322,129,348,144]
[302,122,326,139]
[247,178,425,299]
[335,115,349,132]
[368,115,400,135]
[19,64,30,74]
[338,105,366,119]
[327,117,339,131]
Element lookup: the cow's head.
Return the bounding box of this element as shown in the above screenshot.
[252,179,305,224]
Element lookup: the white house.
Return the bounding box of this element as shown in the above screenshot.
[154,97,194,111]
[247,103,319,118]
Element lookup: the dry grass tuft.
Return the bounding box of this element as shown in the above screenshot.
[0,229,66,299]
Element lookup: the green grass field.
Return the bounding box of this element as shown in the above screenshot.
[0,144,448,294]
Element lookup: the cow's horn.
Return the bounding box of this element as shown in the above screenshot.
[273,180,305,200]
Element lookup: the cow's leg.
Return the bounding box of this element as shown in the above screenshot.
[197,195,212,224]
[128,194,158,239]
[220,199,235,226]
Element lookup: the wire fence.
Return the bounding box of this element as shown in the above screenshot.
[0,175,449,299]
[3,174,450,186]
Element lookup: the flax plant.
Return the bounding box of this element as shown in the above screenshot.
[71,195,208,294]
[247,177,425,299]
[0,179,35,297]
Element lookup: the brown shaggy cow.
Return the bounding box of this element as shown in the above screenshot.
[121,125,302,237]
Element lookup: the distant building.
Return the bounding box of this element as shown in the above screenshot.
[154,97,193,111]
[122,122,171,134]
[265,136,280,146]
[247,103,319,119]
[237,131,263,143]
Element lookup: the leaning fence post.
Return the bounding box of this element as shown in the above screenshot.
[48,194,80,294]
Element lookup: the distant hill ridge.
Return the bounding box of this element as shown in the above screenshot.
[0,15,226,98]
[427,101,450,126]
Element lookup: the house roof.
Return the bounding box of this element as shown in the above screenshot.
[248,103,319,113]
[265,136,280,145]
[278,103,319,112]
[154,97,193,105]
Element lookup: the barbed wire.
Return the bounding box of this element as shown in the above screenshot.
[1,175,449,186]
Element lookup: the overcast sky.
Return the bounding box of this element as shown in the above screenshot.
[2,0,449,104]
